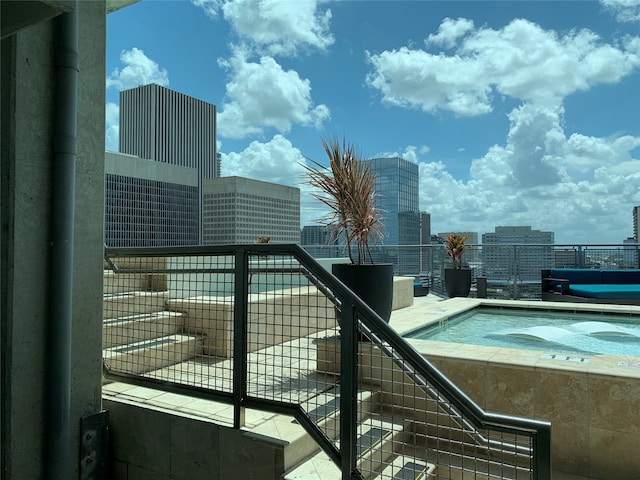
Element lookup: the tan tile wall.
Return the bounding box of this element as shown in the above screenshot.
[432,354,640,479]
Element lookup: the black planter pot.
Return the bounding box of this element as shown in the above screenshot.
[445,268,471,298]
[332,263,394,322]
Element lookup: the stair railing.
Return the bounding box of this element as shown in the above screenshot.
[103,244,551,480]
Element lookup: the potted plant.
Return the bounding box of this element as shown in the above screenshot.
[444,234,471,298]
[302,136,394,322]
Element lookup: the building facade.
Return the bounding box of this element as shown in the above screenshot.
[119,83,218,242]
[364,157,420,274]
[419,212,431,273]
[482,226,554,280]
[203,177,300,245]
[105,152,199,247]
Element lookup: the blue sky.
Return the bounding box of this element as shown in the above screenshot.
[106,0,640,244]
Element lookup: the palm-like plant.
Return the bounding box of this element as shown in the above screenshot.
[444,234,468,269]
[302,136,383,264]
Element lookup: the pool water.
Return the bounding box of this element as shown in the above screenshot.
[406,308,640,356]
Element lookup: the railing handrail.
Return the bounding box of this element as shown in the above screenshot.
[103,243,551,479]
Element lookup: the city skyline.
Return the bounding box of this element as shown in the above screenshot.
[106,1,640,244]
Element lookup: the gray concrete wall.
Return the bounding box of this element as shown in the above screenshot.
[105,399,285,480]
[1,1,106,477]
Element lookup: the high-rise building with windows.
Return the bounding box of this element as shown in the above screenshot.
[301,225,337,258]
[119,83,218,243]
[634,206,640,241]
[363,157,420,274]
[203,177,300,245]
[419,212,431,273]
[482,226,554,280]
[105,152,199,247]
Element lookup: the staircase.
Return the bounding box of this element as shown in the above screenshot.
[102,266,204,375]
[283,386,437,480]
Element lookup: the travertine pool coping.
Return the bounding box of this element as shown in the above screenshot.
[391,297,640,381]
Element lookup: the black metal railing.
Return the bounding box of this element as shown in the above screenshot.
[103,244,551,479]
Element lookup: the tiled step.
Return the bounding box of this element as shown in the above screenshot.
[356,417,406,477]
[104,270,149,294]
[250,388,376,474]
[103,311,183,349]
[378,456,436,479]
[103,291,168,319]
[103,269,168,294]
[291,389,376,471]
[283,416,406,480]
[103,334,203,374]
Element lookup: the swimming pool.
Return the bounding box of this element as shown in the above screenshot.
[405,307,640,356]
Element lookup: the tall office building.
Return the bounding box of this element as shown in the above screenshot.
[482,226,554,280]
[634,206,640,241]
[419,212,431,273]
[301,225,332,245]
[105,152,199,247]
[203,177,300,245]
[119,84,218,243]
[363,157,420,274]
[301,225,337,258]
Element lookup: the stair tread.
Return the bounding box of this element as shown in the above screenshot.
[103,310,182,326]
[284,416,406,480]
[103,290,167,300]
[379,456,436,480]
[104,334,200,356]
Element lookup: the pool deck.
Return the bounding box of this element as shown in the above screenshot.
[104,294,640,479]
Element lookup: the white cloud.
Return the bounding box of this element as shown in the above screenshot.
[366,18,640,116]
[106,48,169,91]
[217,50,330,138]
[601,0,640,23]
[190,0,223,18]
[194,0,334,56]
[105,102,119,151]
[222,134,305,184]
[426,17,474,49]
[373,145,429,164]
[417,102,640,243]
[226,0,333,56]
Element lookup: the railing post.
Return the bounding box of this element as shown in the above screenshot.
[577,245,584,268]
[233,247,249,428]
[340,297,358,480]
[533,425,552,480]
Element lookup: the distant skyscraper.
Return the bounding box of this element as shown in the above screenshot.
[301,225,336,258]
[105,152,199,247]
[202,177,300,245]
[363,157,420,274]
[634,206,640,241]
[482,226,554,280]
[301,225,332,245]
[420,212,431,273]
[119,84,218,243]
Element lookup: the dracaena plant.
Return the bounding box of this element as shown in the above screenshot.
[302,136,383,265]
[444,234,468,269]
